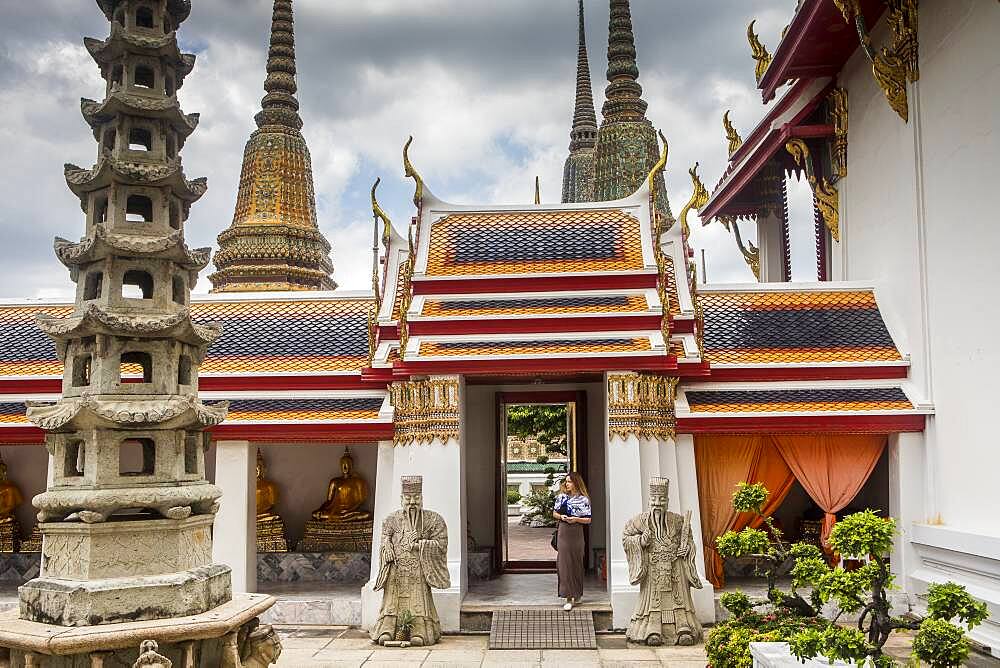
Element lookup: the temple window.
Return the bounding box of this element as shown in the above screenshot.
[94,195,109,225]
[71,354,92,387]
[102,128,116,153]
[177,355,192,386]
[111,64,124,86]
[164,76,175,97]
[83,271,104,300]
[119,438,155,476]
[125,195,153,223]
[135,6,155,29]
[184,433,199,474]
[169,202,181,230]
[122,270,154,299]
[64,441,85,478]
[165,134,176,159]
[134,65,155,90]
[128,127,153,152]
[172,274,185,304]
[119,351,153,384]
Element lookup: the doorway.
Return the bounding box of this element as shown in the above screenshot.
[495,391,587,573]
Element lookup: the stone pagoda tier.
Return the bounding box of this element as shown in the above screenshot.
[209,0,335,293]
[561,0,598,204]
[15,0,235,636]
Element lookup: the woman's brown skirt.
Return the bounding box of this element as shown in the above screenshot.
[556,521,585,599]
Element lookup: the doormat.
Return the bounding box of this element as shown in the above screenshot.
[489,608,597,650]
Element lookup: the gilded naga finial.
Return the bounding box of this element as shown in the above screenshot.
[679,163,710,239]
[370,178,390,310]
[747,20,773,83]
[403,136,424,209]
[647,130,669,202]
[723,111,743,156]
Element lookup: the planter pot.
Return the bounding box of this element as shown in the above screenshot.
[750,642,875,668]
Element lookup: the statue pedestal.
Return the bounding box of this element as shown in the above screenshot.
[0,519,20,553]
[256,516,288,553]
[298,519,373,552]
[0,593,279,667]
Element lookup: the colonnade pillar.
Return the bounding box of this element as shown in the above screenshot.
[362,376,467,632]
[213,440,257,593]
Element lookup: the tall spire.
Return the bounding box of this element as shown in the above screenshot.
[255,0,302,130]
[561,0,598,203]
[601,0,648,123]
[570,0,598,152]
[211,0,336,293]
[592,0,673,221]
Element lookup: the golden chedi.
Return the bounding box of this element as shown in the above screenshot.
[0,457,23,552]
[256,451,288,553]
[300,448,373,552]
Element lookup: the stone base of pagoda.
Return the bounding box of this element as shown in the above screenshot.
[0,593,280,667]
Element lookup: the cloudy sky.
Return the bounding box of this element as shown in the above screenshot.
[0,0,817,299]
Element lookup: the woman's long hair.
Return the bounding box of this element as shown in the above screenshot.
[561,471,589,498]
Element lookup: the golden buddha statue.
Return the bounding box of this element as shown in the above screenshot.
[256,450,280,521]
[300,448,373,552]
[311,448,371,523]
[0,457,24,552]
[255,450,288,553]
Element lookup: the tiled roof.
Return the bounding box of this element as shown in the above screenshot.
[418,337,652,357]
[685,387,913,413]
[227,397,384,421]
[420,294,650,318]
[700,290,902,365]
[661,255,682,317]
[424,209,645,277]
[0,298,373,377]
[0,402,28,424]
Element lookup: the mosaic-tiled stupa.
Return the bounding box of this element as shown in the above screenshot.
[561,0,598,204]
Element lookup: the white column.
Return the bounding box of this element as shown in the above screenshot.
[890,432,926,595]
[212,440,256,593]
[606,430,643,628]
[756,211,786,283]
[675,433,716,624]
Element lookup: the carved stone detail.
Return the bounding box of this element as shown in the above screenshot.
[390,378,460,446]
[608,374,678,441]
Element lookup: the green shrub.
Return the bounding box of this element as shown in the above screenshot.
[913,618,970,668]
[506,489,521,505]
[707,608,829,668]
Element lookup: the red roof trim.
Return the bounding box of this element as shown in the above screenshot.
[394,354,677,377]
[704,365,909,382]
[411,273,657,296]
[408,315,663,337]
[212,422,393,443]
[678,414,925,434]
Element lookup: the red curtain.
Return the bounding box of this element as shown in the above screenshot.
[695,436,795,589]
[771,434,887,547]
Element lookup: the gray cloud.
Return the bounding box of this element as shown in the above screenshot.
[0,0,813,298]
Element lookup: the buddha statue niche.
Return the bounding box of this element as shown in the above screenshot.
[311,448,371,523]
[0,457,24,552]
[255,450,288,553]
[300,448,374,552]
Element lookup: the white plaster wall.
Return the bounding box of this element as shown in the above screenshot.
[464,382,607,559]
[257,443,378,546]
[0,445,48,535]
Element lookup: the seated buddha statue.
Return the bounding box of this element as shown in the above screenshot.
[0,457,23,526]
[311,448,371,522]
[255,451,280,521]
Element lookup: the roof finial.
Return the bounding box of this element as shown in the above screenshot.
[569,0,598,151]
[534,176,541,205]
[255,0,303,130]
[723,110,743,156]
[602,0,648,123]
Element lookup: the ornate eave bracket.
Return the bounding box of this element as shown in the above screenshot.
[721,216,762,281]
[786,139,840,242]
[828,87,849,181]
[747,20,773,84]
[607,374,679,442]
[835,0,918,122]
[390,378,460,446]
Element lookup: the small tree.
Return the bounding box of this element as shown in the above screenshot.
[520,469,557,527]
[715,482,819,616]
[507,405,568,457]
[788,510,988,667]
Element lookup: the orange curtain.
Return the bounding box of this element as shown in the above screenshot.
[695,436,795,589]
[771,434,887,547]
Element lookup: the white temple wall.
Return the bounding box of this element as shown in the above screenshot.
[831,1,1000,654]
[256,443,378,547]
[464,382,607,560]
[0,445,47,538]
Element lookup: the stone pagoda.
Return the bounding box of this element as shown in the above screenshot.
[209,0,336,293]
[593,0,673,221]
[0,1,279,664]
[561,0,598,204]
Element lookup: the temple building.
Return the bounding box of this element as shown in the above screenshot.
[0,0,996,655]
[209,0,335,293]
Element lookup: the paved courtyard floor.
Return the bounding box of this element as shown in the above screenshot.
[274,628,709,667]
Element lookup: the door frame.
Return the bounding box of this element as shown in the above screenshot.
[493,390,589,574]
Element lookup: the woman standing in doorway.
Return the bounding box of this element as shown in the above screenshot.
[552,472,592,611]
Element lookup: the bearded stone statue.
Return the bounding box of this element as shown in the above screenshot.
[622,477,703,646]
[370,476,450,646]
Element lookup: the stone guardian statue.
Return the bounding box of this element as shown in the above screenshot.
[371,476,450,646]
[622,477,703,646]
